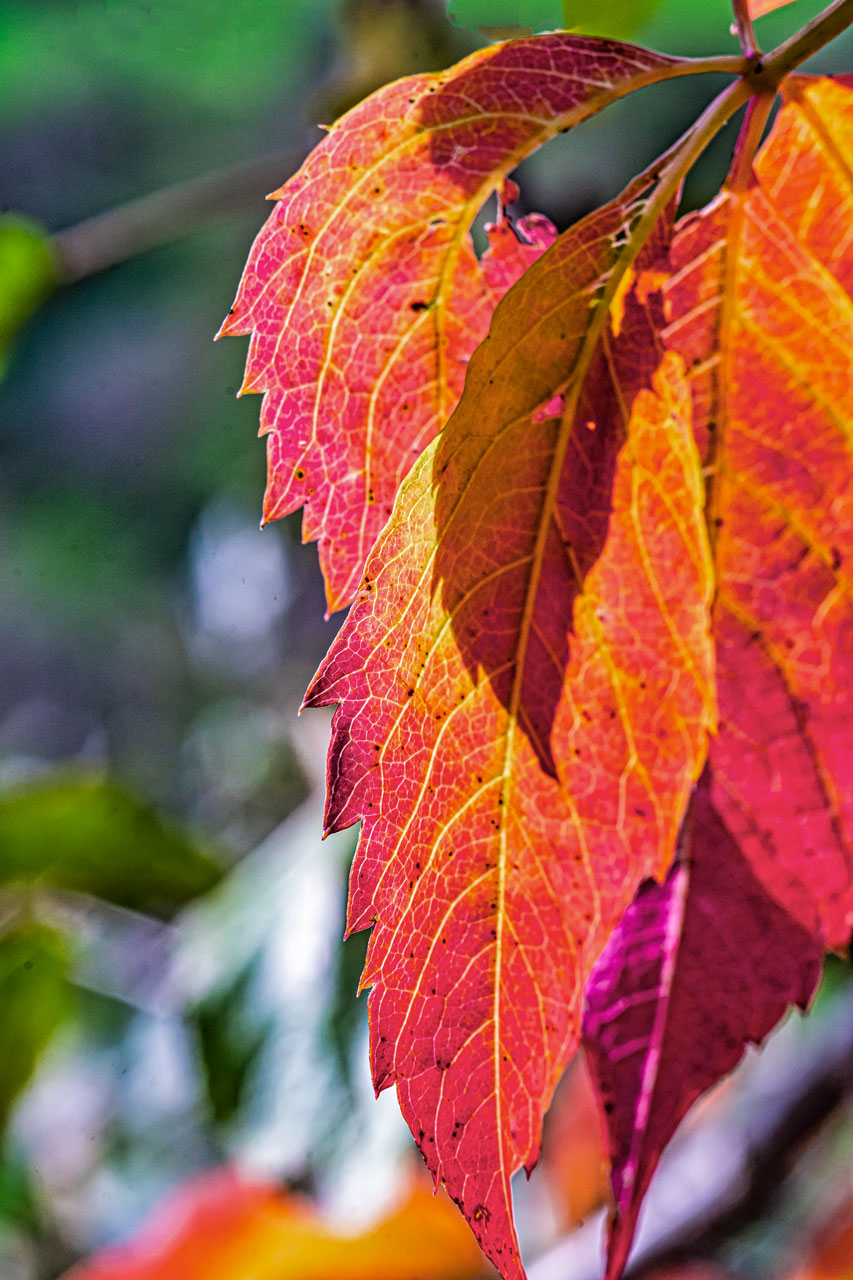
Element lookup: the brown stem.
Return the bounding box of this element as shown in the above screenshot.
[53,145,310,285]
[46,0,853,285]
[750,0,853,88]
[732,0,761,60]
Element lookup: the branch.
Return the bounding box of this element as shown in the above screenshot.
[751,0,853,86]
[732,0,761,59]
[53,144,311,285]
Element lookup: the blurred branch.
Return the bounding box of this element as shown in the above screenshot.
[529,985,853,1280]
[53,146,309,284]
[52,0,469,286]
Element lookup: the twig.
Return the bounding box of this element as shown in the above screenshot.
[732,0,761,60]
[53,145,311,285]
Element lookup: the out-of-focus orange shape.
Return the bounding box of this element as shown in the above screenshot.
[748,0,799,16]
[62,1167,490,1280]
[540,1055,608,1230]
[786,1194,853,1280]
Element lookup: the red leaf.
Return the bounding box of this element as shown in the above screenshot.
[220,36,704,610]
[663,75,853,948]
[583,779,823,1280]
[304,180,715,1278]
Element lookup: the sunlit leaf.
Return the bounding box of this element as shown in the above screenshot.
[221,35,711,610]
[578,73,853,1280]
[663,75,853,948]
[305,177,715,1275]
[0,777,223,917]
[62,1168,490,1280]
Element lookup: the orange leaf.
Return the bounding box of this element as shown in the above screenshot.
[785,1192,853,1280]
[663,74,853,948]
[62,1168,490,1280]
[540,1054,608,1230]
[219,36,711,611]
[305,180,716,1277]
[748,0,800,17]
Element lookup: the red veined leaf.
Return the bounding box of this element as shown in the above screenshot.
[582,778,823,1280]
[62,1167,490,1280]
[663,75,853,949]
[219,35,732,611]
[304,170,717,1277]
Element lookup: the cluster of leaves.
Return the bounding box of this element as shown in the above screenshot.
[223,1,853,1277]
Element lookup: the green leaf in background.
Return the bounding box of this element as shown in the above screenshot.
[560,0,662,36]
[445,0,662,38]
[194,962,270,1128]
[0,778,223,918]
[0,923,70,1132]
[446,0,562,36]
[0,217,57,378]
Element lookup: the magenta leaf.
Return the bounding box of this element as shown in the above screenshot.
[582,779,823,1280]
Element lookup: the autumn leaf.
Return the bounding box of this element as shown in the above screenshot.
[748,0,801,18]
[577,74,853,1280]
[62,1167,489,1280]
[583,779,824,1280]
[663,75,853,948]
[304,156,718,1273]
[220,35,736,610]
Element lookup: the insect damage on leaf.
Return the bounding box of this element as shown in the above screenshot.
[304,180,715,1277]
[219,34,712,611]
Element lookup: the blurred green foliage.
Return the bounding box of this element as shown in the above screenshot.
[193,962,270,1128]
[0,777,222,917]
[0,218,57,380]
[0,924,69,1134]
[446,0,663,38]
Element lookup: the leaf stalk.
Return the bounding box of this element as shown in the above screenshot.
[747,0,853,90]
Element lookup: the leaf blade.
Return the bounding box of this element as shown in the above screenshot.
[221,36,712,610]
[306,176,716,1275]
[663,74,853,948]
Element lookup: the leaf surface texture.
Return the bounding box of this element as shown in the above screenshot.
[306,184,716,1275]
[221,36,699,609]
[664,75,853,947]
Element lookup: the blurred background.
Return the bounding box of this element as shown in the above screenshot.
[0,1,851,1277]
